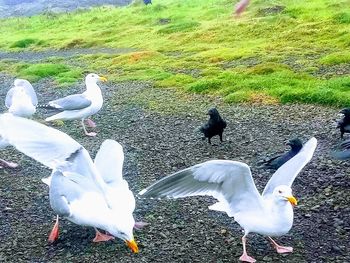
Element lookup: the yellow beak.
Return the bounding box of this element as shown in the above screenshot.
[126,239,139,253]
[99,76,107,82]
[287,196,298,206]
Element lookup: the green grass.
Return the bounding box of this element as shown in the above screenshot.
[0,0,350,105]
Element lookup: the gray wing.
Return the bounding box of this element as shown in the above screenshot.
[49,94,91,110]
[139,160,264,216]
[94,140,125,187]
[262,137,317,196]
[5,88,16,108]
[49,170,98,217]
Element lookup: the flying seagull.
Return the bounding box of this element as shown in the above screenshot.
[44,73,107,137]
[1,79,38,168]
[337,108,350,139]
[199,108,227,144]
[260,138,303,170]
[0,113,138,253]
[139,137,317,262]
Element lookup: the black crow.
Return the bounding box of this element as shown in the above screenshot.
[261,138,303,170]
[143,0,152,5]
[332,139,350,160]
[199,108,227,144]
[337,108,350,138]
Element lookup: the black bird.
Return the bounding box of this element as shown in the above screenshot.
[261,138,303,170]
[337,108,350,138]
[199,108,227,144]
[143,0,152,5]
[332,139,350,160]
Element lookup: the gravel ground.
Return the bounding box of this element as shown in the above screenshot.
[0,64,349,263]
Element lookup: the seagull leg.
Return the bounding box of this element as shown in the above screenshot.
[48,215,59,243]
[93,228,115,242]
[0,158,19,168]
[268,237,293,254]
[81,120,97,137]
[85,118,96,128]
[239,234,256,262]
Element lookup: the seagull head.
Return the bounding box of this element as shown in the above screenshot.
[86,73,107,83]
[14,78,32,88]
[106,215,139,253]
[273,185,297,207]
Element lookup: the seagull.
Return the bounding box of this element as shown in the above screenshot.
[5,78,38,118]
[0,113,138,253]
[260,138,303,170]
[1,78,38,168]
[139,137,317,262]
[44,73,107,137]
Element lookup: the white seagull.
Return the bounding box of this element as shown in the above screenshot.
[45,73,107,137]
[5,78,38,117]
[1,78,38,168]
[0,113,138,253]
[139,137,317,262]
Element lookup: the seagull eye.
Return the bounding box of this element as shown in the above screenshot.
[278,190,282,194]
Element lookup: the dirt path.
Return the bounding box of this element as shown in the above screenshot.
[0,72,349,262]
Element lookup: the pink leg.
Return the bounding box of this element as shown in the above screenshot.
[239,234,256,262]
[0,158,18,168]
[48,215,59,243]
[81,120,97,137]
[134,221,149,230]
[268,237,293,254]
[85,118,96,128]
[93,229,114,242]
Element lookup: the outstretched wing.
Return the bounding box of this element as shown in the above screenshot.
[262,137,317,196]
[94,139,125,187]
[139,160,264,216]
[49,94,91,110]
[0,113,82,169]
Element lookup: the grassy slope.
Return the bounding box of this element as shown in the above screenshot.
[0,0,350,106]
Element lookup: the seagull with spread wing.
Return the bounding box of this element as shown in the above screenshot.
[139,137,317,262]
[0,113,138,253]
[44,73,107,137]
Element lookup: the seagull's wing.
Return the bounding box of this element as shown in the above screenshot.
[5,87,16,108]
[262,137,317,196]
[49,94,92,111]
[0,113,82,169]
[94,139,125,187]
[139,160,264,216]
[49,170,99,217]
[18,79,38,106]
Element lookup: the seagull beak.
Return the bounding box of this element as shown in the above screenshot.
[126,239,139,253]
[286,196,298,206]
[99,76,107,82]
